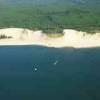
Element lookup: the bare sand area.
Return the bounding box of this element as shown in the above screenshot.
[0,28,100,48]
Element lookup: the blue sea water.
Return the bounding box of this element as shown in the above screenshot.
[0,46,100,100]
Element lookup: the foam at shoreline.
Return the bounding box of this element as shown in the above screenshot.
[0,28,100,48]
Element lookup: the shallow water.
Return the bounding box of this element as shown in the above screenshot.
[0,46,100,100]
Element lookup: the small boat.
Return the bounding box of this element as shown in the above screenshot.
[53,60,58,65]
[32,65,38,71]
[34,68,38,71]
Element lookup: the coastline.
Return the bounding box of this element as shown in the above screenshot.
[0,28,100,48]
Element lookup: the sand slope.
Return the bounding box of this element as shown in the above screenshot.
[0,28,100,48]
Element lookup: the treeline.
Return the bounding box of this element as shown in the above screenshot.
[0,6,100,33]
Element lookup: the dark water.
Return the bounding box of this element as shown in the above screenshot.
[0,46,100,100]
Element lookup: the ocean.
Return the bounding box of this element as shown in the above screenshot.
[0,46,100,100]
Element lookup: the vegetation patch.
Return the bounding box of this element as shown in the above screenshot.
[0,34,12,39]
[46,33,64,38]
[0,4,100,33]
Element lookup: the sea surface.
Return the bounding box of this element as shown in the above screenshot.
[0,46,100,100]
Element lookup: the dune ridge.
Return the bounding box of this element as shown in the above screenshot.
[0,28,100,48]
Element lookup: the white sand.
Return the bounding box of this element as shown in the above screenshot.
[0,28,100,48]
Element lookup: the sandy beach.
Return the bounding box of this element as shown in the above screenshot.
[0,28,100,48]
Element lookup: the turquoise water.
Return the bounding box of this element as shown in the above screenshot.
[0,46,100,100]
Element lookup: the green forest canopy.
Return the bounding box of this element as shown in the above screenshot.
[0,0,100,33]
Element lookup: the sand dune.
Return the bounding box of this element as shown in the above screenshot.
[0,28,100,48]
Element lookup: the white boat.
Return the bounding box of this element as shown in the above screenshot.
[53,60,58,65]
[34,68,38,71]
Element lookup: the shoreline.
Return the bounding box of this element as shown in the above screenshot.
[0,28,100,48]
